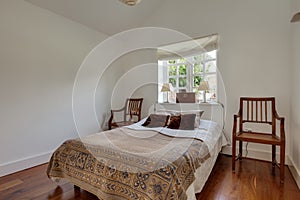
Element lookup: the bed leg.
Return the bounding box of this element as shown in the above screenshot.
[74,185,80,191]
[74,185,81,196]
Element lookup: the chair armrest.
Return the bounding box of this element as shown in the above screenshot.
[108,107,126,129]
[233,112,241,122]
[234,113,241,119]
[232,113,241,137]
[111,107,125,113]
[274,112,284,121]
[274,113,285,141]
[108,110,114,129]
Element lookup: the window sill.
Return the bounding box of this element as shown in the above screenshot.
[158,102,220,106]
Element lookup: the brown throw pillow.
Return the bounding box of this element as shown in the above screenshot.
[179,114,196,130]
[167,114,196,130]
[142,114,170,128]
[167,115,181,129]
[173,110,204,128]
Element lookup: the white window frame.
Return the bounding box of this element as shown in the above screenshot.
[158,50,217,103]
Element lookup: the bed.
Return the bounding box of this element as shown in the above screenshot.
[47,107,228,200]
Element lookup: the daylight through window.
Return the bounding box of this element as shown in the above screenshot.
[157,34,218,103]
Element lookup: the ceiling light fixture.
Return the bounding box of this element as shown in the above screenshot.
[119,0,141,6]
[291,12,300,23]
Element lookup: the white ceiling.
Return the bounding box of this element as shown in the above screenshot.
[26,0,164,35]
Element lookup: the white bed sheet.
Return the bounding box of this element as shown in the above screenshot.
[126,118,227,152]
[186,127,225,199]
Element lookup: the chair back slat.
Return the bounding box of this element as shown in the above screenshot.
[125,98,143,121]
[251,101,254,121]
[260,101,263,122]
[256,100,258,121]
[265,100,268,122]
[247,101,249,120]
[240,97,275,125]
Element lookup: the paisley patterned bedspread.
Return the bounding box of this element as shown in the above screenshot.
[47,127,210,200]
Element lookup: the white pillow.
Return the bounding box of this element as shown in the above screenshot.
[155,109,177,115]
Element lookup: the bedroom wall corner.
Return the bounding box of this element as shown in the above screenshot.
[290,0,300,189]
[109,49,158,120]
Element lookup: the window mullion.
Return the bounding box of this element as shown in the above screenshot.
[202,61,206,80]
[187,61,192,92]
[176,65,179,91]
[165,61,169,84]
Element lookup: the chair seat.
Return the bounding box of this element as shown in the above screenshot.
[236,132,281,145]
[110,121,135,128]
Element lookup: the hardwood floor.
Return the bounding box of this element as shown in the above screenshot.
[0,154,299,200]
[197,155,300,200]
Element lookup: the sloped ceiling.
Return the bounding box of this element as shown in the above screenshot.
[26,0,164,35]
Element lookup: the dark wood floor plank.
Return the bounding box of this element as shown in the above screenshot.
[197,155,300,200]
[0,179,23,192]
[0,154,299,200]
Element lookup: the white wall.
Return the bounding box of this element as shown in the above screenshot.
[95,49,157,130]
[0,0,107,176]
[290,0,300,187]
[110,49,158,118]
[141,0,291,159]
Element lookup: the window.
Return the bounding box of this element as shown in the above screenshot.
[157,34,218,103]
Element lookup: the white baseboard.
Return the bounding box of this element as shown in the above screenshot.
[287,156,300,190]
[221,145,291,165]
[0,152,52,177]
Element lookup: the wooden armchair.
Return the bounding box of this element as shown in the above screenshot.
[108,98,143,130]
[232,97,285,183]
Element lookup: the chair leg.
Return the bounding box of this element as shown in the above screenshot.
[239,141,243,160]
[272,145,276,167]
[280,143,285,183]
[232,138,236,172]
[272,145,276,175]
